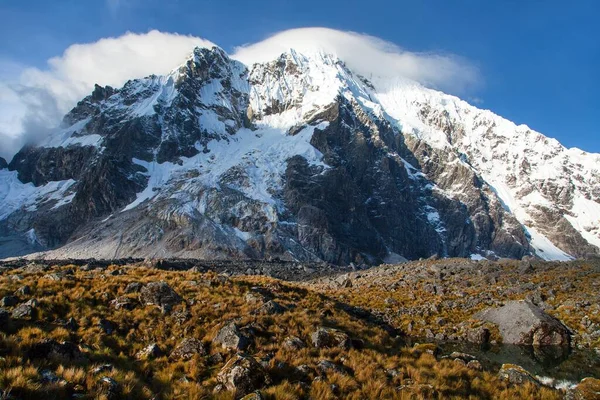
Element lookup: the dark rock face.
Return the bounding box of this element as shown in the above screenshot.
[216,354,270,398]
[473,300,570,346]
[0,157,7,169]
[139,281,182,312]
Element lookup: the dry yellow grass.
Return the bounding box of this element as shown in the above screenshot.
[0,262,573,399]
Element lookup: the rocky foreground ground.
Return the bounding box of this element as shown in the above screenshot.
[0,258,599,399]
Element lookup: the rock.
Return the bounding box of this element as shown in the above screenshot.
[497,364,540,386]
[214,322,251,350]
[91,364,114,375]
[216,354,270,398]
[96,377,120,400]
[518,261,535,274]
[466,327,491,344]
[15,285,31,296]
[256,300,286,315]
[12,303,34,319]
[449,352,477,362]
[139,281,182,313]
[65,317,79,331]
[316,360,347,376]
[136,343,162,360]
[124,282,143,293]
[0,296,18,307]
[240,392,264,400]
[566,377,600,400]
[110,296,136,310]
[171,308,192,324]
[283,336,306,351]
[466,360,483,371]
[170,338,207,360]
[28,339,84,362]
[311,327,352,349]
[0,308,9,326]
[473,300,570,346]
[98,319,116,334]
[40,369,64,384]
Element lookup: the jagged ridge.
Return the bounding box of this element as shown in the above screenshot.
[0,45,598,263]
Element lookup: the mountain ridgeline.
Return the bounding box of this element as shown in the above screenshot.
[1,46,599,263]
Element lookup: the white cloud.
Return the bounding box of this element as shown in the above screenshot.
[0,27,480,161]
[232,27,481,94]
[0,30,214,160]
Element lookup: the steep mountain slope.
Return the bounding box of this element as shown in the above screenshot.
[0,46,598,263]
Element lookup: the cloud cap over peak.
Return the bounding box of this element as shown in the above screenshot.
[0,27,480,160]
[232,27,481,94]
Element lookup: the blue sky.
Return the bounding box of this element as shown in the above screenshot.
[1,0,599,153]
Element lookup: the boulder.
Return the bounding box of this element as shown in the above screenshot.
[98,319,116,334]
[28,339,84,362]
[1,295,18,307]
[497,364,540,386]
[311,327,352,349]
[0,308,10,327]
[214,322,251,350]
[170,338,207,360]
[139,281,182,312]
[466,327,491,344]
[283,336,306,351]
[256,300,286,315]
[110,296,137,310]
[96,377,120,400]
[316,360,347,376]
[473,300,569,346]
[566,377,600,400]
[124,282,143,293]
[12,303,34,319]
[216,354,270,398]
[136,343,162,360]
[15,285,31,296]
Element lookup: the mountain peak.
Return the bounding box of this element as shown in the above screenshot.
[0,44,598,262]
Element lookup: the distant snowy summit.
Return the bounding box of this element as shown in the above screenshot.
[1,45,598,263]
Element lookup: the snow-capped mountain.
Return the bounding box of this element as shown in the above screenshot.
[1,46,598,263]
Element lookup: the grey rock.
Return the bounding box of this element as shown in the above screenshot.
[110,296,137,310]
[11,303,34,319]
[497,364,540,386]
[316,360,346,376]
[136,343,162,360]
[124,282,143,293]
[256,300,286,315]
[170,338,207,360]
[216,354,270,398]
[473,300,570,346]
[466,327,491,344]
[311,327,352,350]
[15,285,31,296]
[96,376,120,400]
[139,281,182,312]
[214,322,251,350]
[283,336,306,351]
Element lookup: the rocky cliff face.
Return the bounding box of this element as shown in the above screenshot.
[0,47,597,263]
